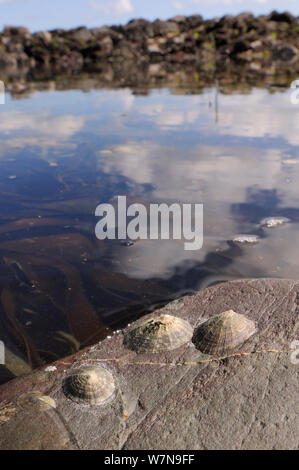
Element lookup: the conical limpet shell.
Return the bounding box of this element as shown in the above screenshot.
[124,314,193,353]
[18,391,56,411]
[232,235,259,244]
[192,310,257,355]
[0,401,16,423]
[63,365,115,406]
[261,217,290,228]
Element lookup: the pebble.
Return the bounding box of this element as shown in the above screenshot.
[261,217,290,228]
[121,240,134,247]
[45,366,57,372]
[232,234,259,244]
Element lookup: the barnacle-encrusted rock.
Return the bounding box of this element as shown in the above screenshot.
[0,279,297,450]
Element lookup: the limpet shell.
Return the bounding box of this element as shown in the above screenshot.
[123,314,193,353]
[232,235,259,244]
[18,391,56,411]
[192,310,257,355]
[63,365,115,406]
[261,217,290,228]
[0,402,16,423]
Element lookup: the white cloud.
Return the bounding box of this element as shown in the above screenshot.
[92,85,299,280]
[96,134,299,279]
[90,0,134,16]
[192,0,269,4]
[0,111,85,150]
[172,1,184,9]
[136,101,201,130]
[215,89,299,146]
[95,88,135,111]
[0,0,39,2]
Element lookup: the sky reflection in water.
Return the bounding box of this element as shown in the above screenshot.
[0,82,298,374]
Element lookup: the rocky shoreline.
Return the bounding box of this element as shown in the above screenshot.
[1,11,299,85]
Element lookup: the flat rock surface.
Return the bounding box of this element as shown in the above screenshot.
[0,278,298,450]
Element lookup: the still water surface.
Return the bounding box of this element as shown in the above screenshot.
[0,80,298,379]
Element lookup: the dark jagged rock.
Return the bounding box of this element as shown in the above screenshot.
[3,26,31,38]
[273,43,298,61]
[0,279,298,450]
[269,11,295,24]
[0,11,298,84]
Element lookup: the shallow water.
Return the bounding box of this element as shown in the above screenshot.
[0,77,299,380]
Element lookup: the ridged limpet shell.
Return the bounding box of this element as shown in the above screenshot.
[63,365,115,406]
[123,314,193,353]
[18,391,56,411]
[192,310,257,355]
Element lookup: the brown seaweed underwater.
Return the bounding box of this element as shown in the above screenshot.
[0,151,171,376]
[0,221,171,372]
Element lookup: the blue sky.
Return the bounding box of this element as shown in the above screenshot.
[0,0,298,32]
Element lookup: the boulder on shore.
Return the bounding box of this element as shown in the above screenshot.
[0,11,298,82]
[0,278,298,450]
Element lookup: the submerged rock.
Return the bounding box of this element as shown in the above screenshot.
[232,234,260,244]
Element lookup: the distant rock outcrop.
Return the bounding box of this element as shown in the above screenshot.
[0,11,298,83]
